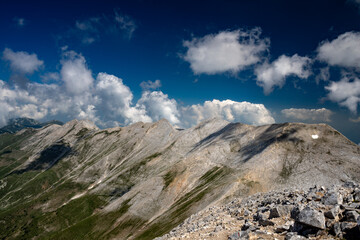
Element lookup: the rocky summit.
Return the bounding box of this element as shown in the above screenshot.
[0,118,359,239]
[156,182,360,239]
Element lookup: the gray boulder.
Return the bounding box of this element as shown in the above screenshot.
[333,222,343,238]
[322,191,343,206]
[296,207,326,229]
[324,205,340,219]
[269,205,293,219]
[345,210,359,222]
[285,232,307,240]
[228,230,249,240]
[354,190,360,202]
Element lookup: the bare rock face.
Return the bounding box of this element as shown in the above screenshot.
[0,118,360,239]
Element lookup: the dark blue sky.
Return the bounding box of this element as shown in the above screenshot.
[0,0,360,144]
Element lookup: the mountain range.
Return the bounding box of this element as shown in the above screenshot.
[0,118,359,239]
[0,117,63,134]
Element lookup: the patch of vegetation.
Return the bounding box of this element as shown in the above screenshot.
[56,195,106,226]
[45,198,134,240]
[0,129,33,152]
[0,190,105,240]
[163,170,177,188]
[279,154,303,180]
[93,129,122,138]
[146,152,162,160]
[136,166,230,240]
[279,164,293,179]
[76,128,90,138]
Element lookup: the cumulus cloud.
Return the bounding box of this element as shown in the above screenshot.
[140,80,161,90]
[0,80,57,126]
[281,108,333,122]
[255,54,312,94]
[183,28,269,74]
[95,73,151,125]
[2,48,43,74]
[0,75,275,128]
[137,91,180,125]
[317,32,360,69]
[60,50,94,95]
[0,49,275,129]
[325,74,360,113]
[180,99,275,128]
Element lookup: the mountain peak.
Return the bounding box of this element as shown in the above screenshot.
[8,117,40,126]
[64,119,99,131]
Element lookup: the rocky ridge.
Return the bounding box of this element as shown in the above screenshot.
[0,118,360,239]
[156,182,360,240]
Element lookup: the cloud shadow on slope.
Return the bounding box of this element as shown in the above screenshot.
[190,122,302,163]
[12,143,71,174]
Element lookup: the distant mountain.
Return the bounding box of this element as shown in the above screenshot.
[0,117,63,134]
[0,118,359,239]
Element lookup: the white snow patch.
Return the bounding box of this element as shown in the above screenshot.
[312,134,319,139]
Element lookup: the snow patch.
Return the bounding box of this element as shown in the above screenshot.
[312,134,319,139]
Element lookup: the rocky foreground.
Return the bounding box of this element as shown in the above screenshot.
[156,182,360,240]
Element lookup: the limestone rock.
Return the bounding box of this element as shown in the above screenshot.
[296,207,326,229]
[322,191,343,205]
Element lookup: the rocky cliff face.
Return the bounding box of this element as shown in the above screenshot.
[0,118,359,239]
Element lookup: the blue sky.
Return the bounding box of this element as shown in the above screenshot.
[0,0,360,144]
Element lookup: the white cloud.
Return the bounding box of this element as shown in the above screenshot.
[0,49,275,130]
[325,74,360,113]
[2,48,43,74]
[60,50,94,95]
[0,76,275,129]
[41,72,60,82]
[183,28,269,74]
[95,73,151,125]
[137,91,180,125]
[281,108,333,122]
[317,32,360,69]
[180,99,275,128]
[255,54,312,94]
[0,80,56,126]
[140,80,161,90]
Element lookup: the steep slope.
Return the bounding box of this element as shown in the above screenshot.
[0,118,359,239]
